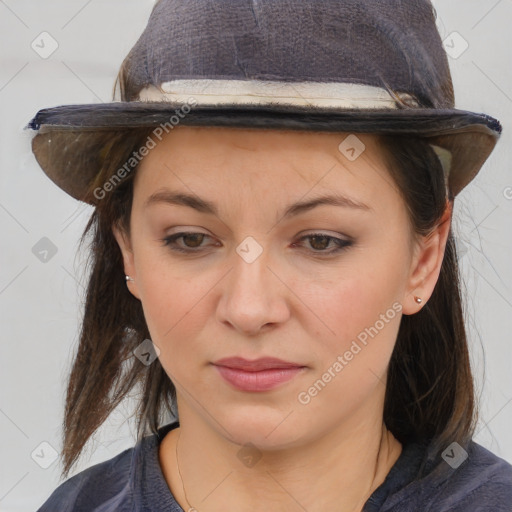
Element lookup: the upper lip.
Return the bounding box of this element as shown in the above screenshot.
[213,357,305,372]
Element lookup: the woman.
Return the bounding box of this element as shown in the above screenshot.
[28,0,512,510]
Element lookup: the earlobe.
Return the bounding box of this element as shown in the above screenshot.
[402,201,452,315]
[112,224,140,300]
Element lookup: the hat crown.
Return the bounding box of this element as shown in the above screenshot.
[118,0,454,109]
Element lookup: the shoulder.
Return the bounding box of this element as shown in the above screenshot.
[430,441,512,511]
[35,444,137,512]
[35,421,181,512]
[374,440,512,512]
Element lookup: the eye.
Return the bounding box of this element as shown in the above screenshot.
[161,231,216,253]
[292,233,353,255]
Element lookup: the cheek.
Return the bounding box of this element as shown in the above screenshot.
[294,276,402,420]
[138,267,203,341]
[295,259,406,418]
[302,272,402,362]
[137,275,207,388]
[134,248,224,366]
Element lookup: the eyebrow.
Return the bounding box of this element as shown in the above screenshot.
[143,189,372,218]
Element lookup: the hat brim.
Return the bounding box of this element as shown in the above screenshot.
[27,102,502,204]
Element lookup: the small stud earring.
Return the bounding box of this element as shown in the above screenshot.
[414,296,422,304]
[126,275,134,282]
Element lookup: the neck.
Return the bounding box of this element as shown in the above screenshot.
[159,409,402,512]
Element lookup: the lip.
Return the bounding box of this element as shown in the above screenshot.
[212,357,307,392]
[212,356,305,371]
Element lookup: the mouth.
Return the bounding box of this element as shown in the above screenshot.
[211,357,307,392]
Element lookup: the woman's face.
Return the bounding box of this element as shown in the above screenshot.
[114,126,447,448]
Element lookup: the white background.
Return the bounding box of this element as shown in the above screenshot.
[1,1,511,510]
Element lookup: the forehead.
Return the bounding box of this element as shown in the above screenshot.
[133,126,397,201]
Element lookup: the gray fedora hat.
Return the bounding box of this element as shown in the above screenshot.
[26,0,502,204]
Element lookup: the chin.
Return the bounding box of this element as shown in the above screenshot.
[214,408,310,451]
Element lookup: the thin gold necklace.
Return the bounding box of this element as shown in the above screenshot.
[175,430,199,512]
[174,429,387,512]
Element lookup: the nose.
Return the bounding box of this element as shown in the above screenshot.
[215,243,291,336]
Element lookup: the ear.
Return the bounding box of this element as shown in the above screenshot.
[112,223,141,300]
[401,200,453,315]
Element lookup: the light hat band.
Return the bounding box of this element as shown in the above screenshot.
[137,80,421,109]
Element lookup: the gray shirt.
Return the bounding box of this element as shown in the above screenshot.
[36,421,512,511]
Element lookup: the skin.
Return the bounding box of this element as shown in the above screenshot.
[113,126,451,512]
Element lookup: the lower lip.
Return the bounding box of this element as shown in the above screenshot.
[213,365,306,391]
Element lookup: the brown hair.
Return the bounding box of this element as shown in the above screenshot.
[378,135,475,456]
[58,125,475,479]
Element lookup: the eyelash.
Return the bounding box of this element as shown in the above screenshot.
[161,231,353,256]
